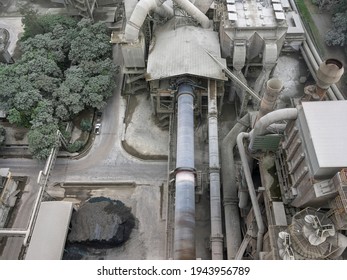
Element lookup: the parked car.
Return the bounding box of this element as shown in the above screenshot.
[96,111,102,123]
[94,123,101,134]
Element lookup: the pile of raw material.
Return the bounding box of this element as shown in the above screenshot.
[68,197,135,247]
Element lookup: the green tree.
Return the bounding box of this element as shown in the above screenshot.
[53,83,84,120]
[0,64,22,111]
[13,89,42,112]
[67,140,84,153]
[20,5,77,41]
[28,122,59,160]
[80,119,92,132]
[331,0,347,14]
[4,14,116,159]
[7,108,31,127]
[325,12,347,46]
[30,100,56,127]
[20,5,44,41]
[0,125,6,146]
[69,19,112,64]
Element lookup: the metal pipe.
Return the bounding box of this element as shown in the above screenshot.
[23,172,47,246]
[237,132,265,259]
[300,44,337,101]
[290,0,344,100]
[256,78,283,122]
[253,42,278,100]
[266,123,287,134]
[154,1,174,18]
[221,114,250,259]
[0,229,27,236]
[207,80,223,260]
[249,108,298,152]
[253,69,271,97]
[205,50,261,102]
[172,0,210,29]
[174,83,196,260]
[124,0,172,42]
[234,70,250,117]
[316,59,344,99]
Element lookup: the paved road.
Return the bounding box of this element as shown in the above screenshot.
[52,45,167,185]
[0,45,168,259]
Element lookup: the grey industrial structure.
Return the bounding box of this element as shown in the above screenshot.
[113,0,347,260]
[24,201,73,260]
[1,0,346,260]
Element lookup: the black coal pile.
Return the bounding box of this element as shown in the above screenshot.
[64,197,135,259]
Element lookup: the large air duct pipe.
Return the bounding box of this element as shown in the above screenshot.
[173,0,210,29]
[256,78,283,122]
[221,113,250,259]
[249,108,298,152]
[237,132,265,259]
[315,59,344,100]
[253,42,278,100]
[174,82,196,260]
[124,0,173,42]
[207,80,223,260]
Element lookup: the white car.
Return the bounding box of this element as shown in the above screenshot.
[94,123,101,134]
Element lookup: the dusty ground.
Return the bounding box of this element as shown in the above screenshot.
[123,94,169,159]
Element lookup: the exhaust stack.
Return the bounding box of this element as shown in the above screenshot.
[306,59,344,101]
[256,78,283,123]
[317,59,344,91]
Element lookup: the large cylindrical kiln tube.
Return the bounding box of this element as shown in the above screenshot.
[174,83,196,260]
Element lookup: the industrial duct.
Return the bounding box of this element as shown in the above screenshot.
[174,82,196,260]
[315,59,344,99]
[237,132,265,259]
[207,80,223,260]
[256,78,283,122]
[173,0,210,29]
[124,0,173,42]
[253,42,278,97]
[221,113,250,259]
[249,108,298,152]
[125,0,210,42]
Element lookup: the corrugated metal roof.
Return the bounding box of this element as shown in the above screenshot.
[25,201,73,260]
[146,21,227,81]
[301,101,347,169]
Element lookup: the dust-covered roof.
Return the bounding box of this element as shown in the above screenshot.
[146,20,227,81]
[25,201,73,260]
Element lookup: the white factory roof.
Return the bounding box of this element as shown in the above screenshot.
[25,201,73,260]
[301,101,347,173]
[146,20,227,81]
[230,0,278,28]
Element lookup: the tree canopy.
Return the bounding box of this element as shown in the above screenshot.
[0,10,116,159]
[0,125,5,146]
[323,1,347,49]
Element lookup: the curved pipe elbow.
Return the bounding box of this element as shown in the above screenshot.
[125,0,170,42]
[249,108,298,152]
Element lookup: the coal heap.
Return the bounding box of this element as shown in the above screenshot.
[67,197,135,248]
